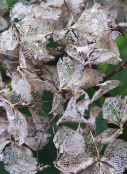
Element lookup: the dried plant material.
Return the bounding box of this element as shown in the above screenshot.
[89,33,121,65]
[49,91,64,116]
[46,0,64,7]
[11,68,32,103]
[54,126,94,173]
[90,106,101,119]
[10,2,33,22]
[0,96,28,145]
[104,139,127,174]
[32,4,61,20]
[2,57,19,77]
[46,0,84,14]
[53,28,79,45]
[55,153,94,174]
[66,67,105,90]
[73,2,108,41]
[66,33,121,66]
[29,78,54,94]
[57,56,84,90]
[80,159,116,174]
[88,106,102,130]
[0,107,8,134]
[96,0,120,8]
[5,91,22,104]
[102,97,127,127]
[15,16,55,63]
[94,128,122,144]
[8,109,28,145]
[98,96,127,143]
[21,65,55,95]
[54,128,114,174]
[57,57,75,90]
[83,132,103,157]
[0,131,10,153]
[57,91,90,125]
[0,0,8,16]
[0,26,18,56]
[19,47,27,68]
[54,126,85,156]
[91,80,122,103]
[0,0,126,173]
[65,44,94,65]
[65,0,85,15]
[0,16,8,31]
[45,65,59,87]
[0,142,48,174]
[76,90,90,115]
[25,112,50,151]
[0,72,3,88]
[80,132,117,174]
[53,29,67,43]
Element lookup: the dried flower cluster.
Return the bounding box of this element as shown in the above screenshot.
[0,0,127,173]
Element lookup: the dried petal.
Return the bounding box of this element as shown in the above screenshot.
[25,114,50,151]
[49,91,64,116]
[0,142,47,174]
[91,80,122,103]
[10,2,33,22]
[15,16,55,63]
[0,16,8,31]
[102,97,127,126]
[55,153,94,174]
[73,2,108,41]
[66,67,105,90]
[11,68,32,103]
[104,139,127,174]
[32,4,61,20]
[0,97,28,145]
[0,131,10,153]
[0,26,18,56]
[94,128,122,144]
[57,56,84,90]
[53,126,85,156]
[57,91,90,125]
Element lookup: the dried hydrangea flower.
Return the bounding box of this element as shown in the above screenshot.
[104,139,127,174]
[0,142,49,174]
[0,96,28,145]
[94,96,127,144]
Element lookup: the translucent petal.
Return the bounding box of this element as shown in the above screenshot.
[95,128,122,144]
[11,68,32,103]
[0,143,47,174]
[25,115,50,151]
[10,1,33,22]
[57,91,90,125]
[91,80,122,103]
[0,97,28,145]
[66,67,105,90]
[104,139,127,174]
[32,4,61,20]
[49,91,64,116]
[73,2,108,40]
[102,97,127,125]
[0,16,8,31]
[55,153,94,174]
[53,126,85,157]
[0,26,18,56]
[57,56,84,90]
